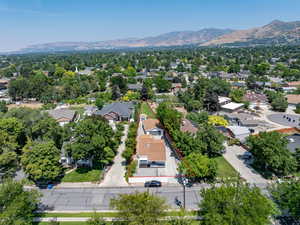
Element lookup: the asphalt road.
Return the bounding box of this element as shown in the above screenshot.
[39,186,207,211]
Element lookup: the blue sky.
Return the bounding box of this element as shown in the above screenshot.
[0,0,300,51]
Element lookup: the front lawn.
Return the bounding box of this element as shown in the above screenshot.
[214,156,239,178]
[141,102,156,118]
[61,168,102,182]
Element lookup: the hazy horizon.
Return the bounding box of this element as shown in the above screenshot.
[1,0,300,51]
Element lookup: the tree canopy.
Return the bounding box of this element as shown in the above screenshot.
[246,131,297,176]
[0,179,40,225]
[110,191,169,225]
[199,182,278,225]
[21,141,63,182]
[66,116,117,167]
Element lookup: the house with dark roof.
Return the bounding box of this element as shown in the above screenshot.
[94,102,134,121]
[47,108,76,126]
[128,83,143,91]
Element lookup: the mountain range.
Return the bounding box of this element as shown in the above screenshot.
[13,20,300,53]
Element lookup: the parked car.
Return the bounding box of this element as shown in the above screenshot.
[144,180,162,187]
[242,152,252,160]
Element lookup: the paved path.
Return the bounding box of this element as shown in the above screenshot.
[223,144,268,186]
[100,124,129,187]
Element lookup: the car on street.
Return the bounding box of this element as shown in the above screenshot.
[144,180,162,187]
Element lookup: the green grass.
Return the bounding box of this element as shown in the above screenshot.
[214,156,239,178]
[61,168,102,182]
[35,222,199,225]
[34,223,86,225]
[141,102,156,118]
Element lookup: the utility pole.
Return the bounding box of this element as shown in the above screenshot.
[182,177,188,209]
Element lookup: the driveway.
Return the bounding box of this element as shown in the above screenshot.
[223,144,268,186]
[100,124,129,187]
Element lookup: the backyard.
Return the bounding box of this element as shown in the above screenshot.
[141,101,156,118]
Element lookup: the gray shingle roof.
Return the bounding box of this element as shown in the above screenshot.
[128,83,142,91]
[47,109,76,121]
[94,102,134,118]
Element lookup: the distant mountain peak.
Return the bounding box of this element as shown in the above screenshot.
[268,19,285,25]
[17,28,234,53]
[202,19,300,47]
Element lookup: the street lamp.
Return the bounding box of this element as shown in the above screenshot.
[182,177,188,209]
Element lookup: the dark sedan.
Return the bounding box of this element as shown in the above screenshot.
[144,180,162,187]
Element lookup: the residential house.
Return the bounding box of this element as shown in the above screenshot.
[218,96,231,106]
[0,78,9,90]
[286,94,300,109]
[84,105,98,116]
[94,102,134,122]
[231,82,246,88]
[243,91,268,109]
[224,113,262,127]
[136,135,166,168]
[171,83,182,94]
[221,102,244,113]
[227,126,251,143]
[142,118,164,138]
[78,67,94,75]
[47,108,76,126]
[286,81,300,88]
[218,96,244,113]
[282,87,297,93]
[128,83,143,91]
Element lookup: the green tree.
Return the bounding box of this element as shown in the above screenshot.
[197,124,225,157]
[199,182,278,225]
[87,213,106,225]
[271,96,288,112]
[0,101,7,113]
[187,111,209,125]
[67,117,117,167]
[31,116,64,148]
[156,102,182,134]
[294,103,300,114]
[0,179,40,225]
[294,148,300,170]
[0,117,26,148]
[229,88,245,103]
[173,130,205,156]
[246,132,297,176]
[204,90,219,112]
[95,97,105,110]
[110,191,169,225]
[270,180,300,220]
[179,153,217,181]
[21,141,63,182]
[154,76,171,93]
